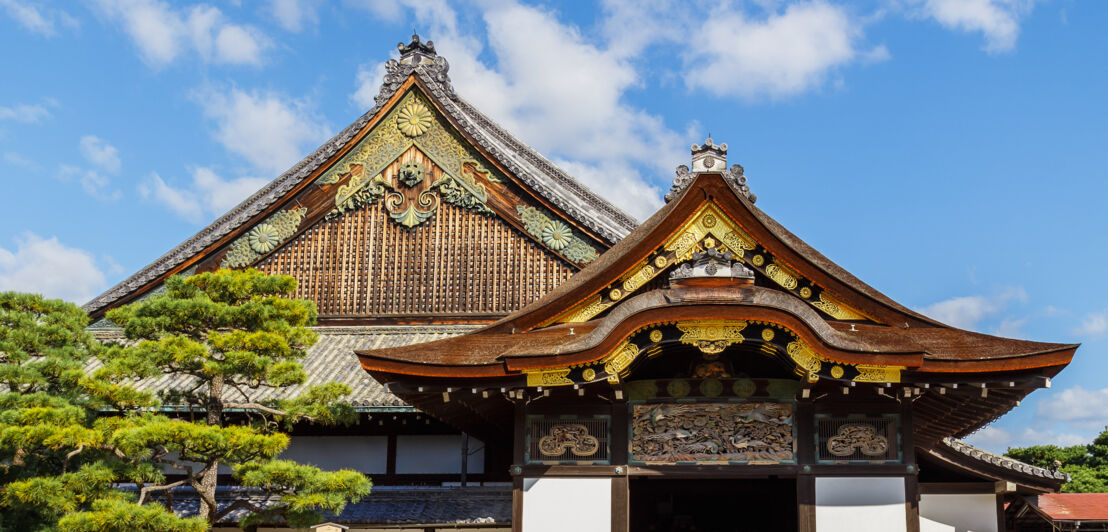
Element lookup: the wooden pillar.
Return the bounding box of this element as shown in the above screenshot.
[798,474,816,532]
[902,399,919,532]
[611,474,628,532]
[512,399,526,532]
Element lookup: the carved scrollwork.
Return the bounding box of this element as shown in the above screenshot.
[632,403,793,463]
[826,424,889,457]
[538,424,600,457]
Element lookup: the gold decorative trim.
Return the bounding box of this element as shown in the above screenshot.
[621,260,657,293]
[811,292,869,321]
[676,320,747,354]
[525,368,573,387]
[765,260,799,290]
[854,365,902,383]
[649,329,663,343]
[786,340,823,375]
[603,341,639,377]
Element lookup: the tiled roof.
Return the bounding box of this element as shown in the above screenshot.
[153,485,511,526]
[1027,493,1108,521]
[942,437,1069,481]
[89,326,477,408]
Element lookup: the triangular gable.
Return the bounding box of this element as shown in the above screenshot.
[490,168,926,334]
[84,36,635,318]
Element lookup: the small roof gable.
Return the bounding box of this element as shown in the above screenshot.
[84,35,636,317]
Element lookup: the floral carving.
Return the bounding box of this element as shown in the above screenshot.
[517,205,600,265]
[396,102,432,137]
[221,207,307,268]
[541,220,571,250]
[827,424,888,457]
[247,223,280,253]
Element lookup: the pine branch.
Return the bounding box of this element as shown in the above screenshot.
[137,479,188,505]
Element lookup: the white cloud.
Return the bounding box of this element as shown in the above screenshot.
[267,0,319,32]
[0,233,107,303]
[91,0,269,67]
[195,87,331,176]
[917,287,1026,330]
[59,164,121,201]
[0,102,51,123]
[1037,386,1108,424]
[1074,311,1108,338]
[351,61,387,110]
[3,151,37,170]
[911,0,1033,54]
[685,1,884,100]
[139,167,268,224]
[0,0,78,37]
[79,135,121,173]
[966,425,1089,454]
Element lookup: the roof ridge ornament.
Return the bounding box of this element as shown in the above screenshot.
[375,33,453,108]
[665,137,756,204]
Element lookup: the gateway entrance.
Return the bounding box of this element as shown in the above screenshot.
[629,478,797,532]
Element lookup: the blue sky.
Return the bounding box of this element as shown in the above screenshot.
[1,0,1106,453]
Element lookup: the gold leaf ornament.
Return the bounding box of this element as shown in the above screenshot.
[396,103,433,137]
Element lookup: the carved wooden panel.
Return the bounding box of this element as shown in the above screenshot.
[526,416,609,464]
[631,402,794,464]
[255,199,575,318]
[815,415,899,463]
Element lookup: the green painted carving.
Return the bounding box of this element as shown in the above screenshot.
[398,160,425,187]
[516,205,600,265]
[318,90,502,227]
[386,190,439,228]
[221,207,307,268]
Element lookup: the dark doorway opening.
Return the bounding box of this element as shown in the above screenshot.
[629,477,797,532]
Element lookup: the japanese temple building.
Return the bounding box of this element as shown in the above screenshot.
[86,35,1078,532]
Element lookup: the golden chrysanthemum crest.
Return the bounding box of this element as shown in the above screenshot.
[396,102,433,137]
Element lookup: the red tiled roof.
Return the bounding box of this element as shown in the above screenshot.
[1031,493,1108,521]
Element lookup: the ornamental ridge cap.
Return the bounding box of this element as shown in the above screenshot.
[665,136,756,204]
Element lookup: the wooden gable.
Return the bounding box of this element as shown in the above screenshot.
[86,40,638,321]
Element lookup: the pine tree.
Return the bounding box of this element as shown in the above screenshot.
[0,292,204,531]
[99,269,372,527]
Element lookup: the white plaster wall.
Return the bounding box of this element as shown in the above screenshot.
[920,493,998,532]
[395,434,484,474]
[280,436,388,473]
[816,477,907,532]
[522,478,611,532]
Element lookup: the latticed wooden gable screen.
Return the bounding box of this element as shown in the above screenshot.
[256,201,575,317]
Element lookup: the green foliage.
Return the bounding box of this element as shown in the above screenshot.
[0,293,191,531]
[236,460,372,529]
[1006,426,1108,493]
[59,499,208,532]
[99,269,369,527]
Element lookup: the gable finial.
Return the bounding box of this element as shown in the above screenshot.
[665,136,756,204]
[375,33,453,108]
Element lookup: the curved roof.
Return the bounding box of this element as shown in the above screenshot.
[358,171,1077,377]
